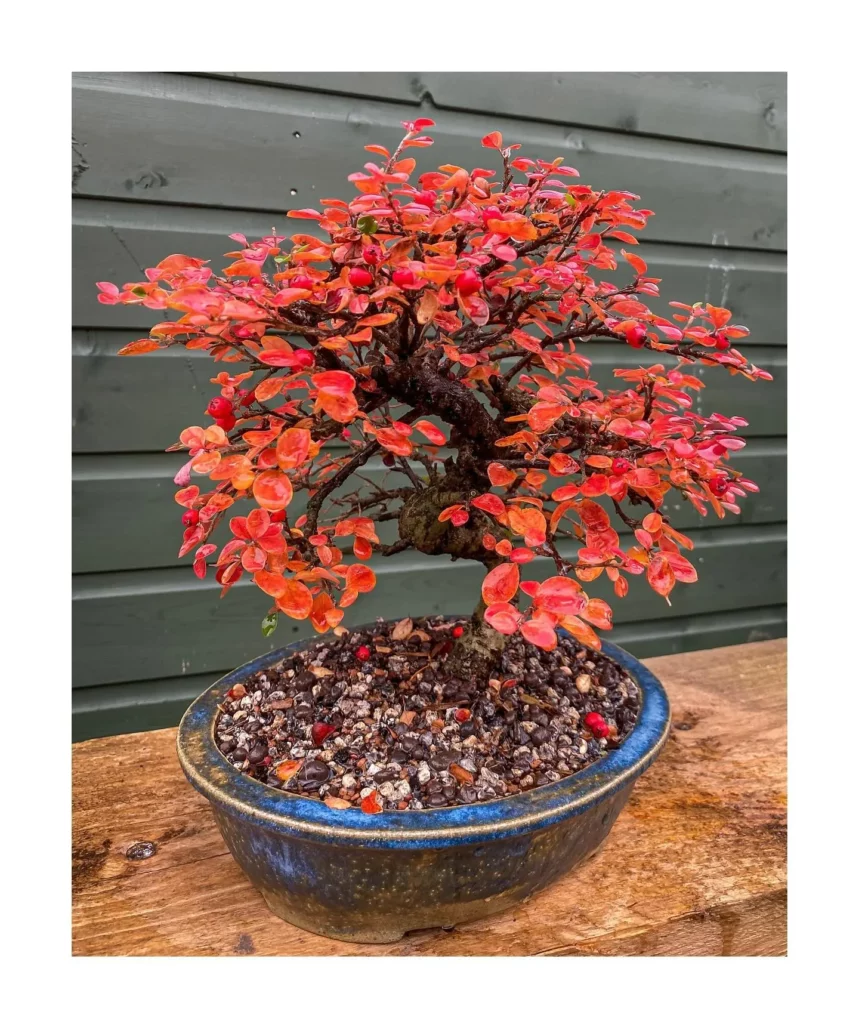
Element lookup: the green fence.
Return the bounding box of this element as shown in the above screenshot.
[72,72,787,739]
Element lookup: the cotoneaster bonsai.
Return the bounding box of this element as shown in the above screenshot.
[97,120,770,941]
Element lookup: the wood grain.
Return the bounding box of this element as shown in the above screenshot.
[72,640,787,956]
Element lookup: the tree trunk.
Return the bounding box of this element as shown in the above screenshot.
[446,598,508,679]
[396,473,511,681]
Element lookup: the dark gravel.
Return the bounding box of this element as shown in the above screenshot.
[215,616,640,812]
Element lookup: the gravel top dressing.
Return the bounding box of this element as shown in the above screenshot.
[215,616,640,813]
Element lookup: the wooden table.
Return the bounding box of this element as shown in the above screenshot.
[72,639,786,956]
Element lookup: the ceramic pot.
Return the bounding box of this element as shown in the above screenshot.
[177,625,670,943]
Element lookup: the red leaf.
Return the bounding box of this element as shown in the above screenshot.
[414,420,447,446]
[534,576,586,616]
[360,791,383,814]
[520,614,558,651]
[484,602,522,635]
[471,493,505,517]
[311,722,336,746]
[647,554,676,598]
[174,486,200,508]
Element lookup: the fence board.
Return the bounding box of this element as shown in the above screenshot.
[70,603,786,741]
[72,443,786,574]
[210,71,787,151]
[72,198,787,340]
[72,524,786,689]
[72,73,786,250]
[72,329,784,453]
[71,72,787,738]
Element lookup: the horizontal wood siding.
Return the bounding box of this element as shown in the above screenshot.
[71,71,787,739]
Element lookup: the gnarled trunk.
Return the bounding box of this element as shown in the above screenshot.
[446,598,508,679]
[397,477,510,680]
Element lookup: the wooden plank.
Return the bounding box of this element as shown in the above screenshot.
[73,442,786,574]
[73,198,788,340]
[71,639,787,956]
[72,72,786,250]
[73,329,785,453]
[70,605,786,741]
[212,72,787,152]
[72,524,786,689]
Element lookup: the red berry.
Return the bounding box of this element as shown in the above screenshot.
[362,245,382,265]
[452,625,465,638]
[228,683,246,700]
[349,266,374,288]
[455,269,481,296]
[215,414,236,431]
[355,645,371,662]
[612,457,633,476]
[710,475,730,497]
[238,388,256,407]
[454,708,471,723]
[584,711,610,739]
[206,396,232,418]
[714,332,731,350]
[270,510,286,523]
[311,722,336,746]
[392,267,417,289]
[182,509,199,527]
[292,274,314,290]
[623,323,647,348]
[414,190,436,209]
[382,453,395,468]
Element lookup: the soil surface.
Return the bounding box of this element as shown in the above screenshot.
[215,616,640,812]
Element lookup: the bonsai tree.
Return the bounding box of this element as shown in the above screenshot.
[98,119,770,677]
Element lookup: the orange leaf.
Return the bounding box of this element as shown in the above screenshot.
[488,462,517,487]
[482,563,520,605]
[118,339,161,355]
[254,378,283,402]
[254,570,288,599]
[253,470,294,511]
[276,579,314,619]
[345,564,376,593]
[276,428,312,470]
[580,598,613,630]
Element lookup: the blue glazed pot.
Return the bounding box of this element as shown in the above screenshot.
[177,625,670,943]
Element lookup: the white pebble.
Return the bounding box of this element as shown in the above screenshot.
[575,674,592,694]
[417,761,431,784]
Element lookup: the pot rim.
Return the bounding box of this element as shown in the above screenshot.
[177,622,670,847]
